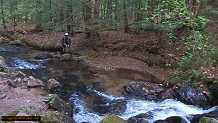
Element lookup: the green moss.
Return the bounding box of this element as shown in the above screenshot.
[170,72,192,85]
[100,114,127,123]
[7,110,20,116]
[22,40,62,52]
[199,116,218,123]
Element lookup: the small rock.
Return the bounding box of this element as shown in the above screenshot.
[7,79,17,88]
[47,78,61,90]
[0,93,6,99]
[0,56,8,69]
[26,76,43,88]
[61,54,72,60]
[199,84,204,88]
[0,72,9,77]
[9,40,23,45]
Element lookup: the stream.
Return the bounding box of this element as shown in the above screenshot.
[0,43,217,123]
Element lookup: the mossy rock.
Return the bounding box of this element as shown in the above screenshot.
[0,56,8,69]
[43,94,72,116]
[39,110,75,123]
[99,114,127,123]
[199,116,218,123]
[0,72,9,77]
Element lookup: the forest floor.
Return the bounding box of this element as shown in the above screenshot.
[23,29,180,82]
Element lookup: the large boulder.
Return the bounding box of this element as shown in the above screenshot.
[47,78,61,90]
[39,110,75,123]
[198,117,218,123]
[124,81,164,100]
[43,94,72,116]
[192,107,218,122]
[158,88,175,101]
[208,80,218,104]
[127,112,153,123]
[153,116,187,123]
[174,86,210,106]
[99,114,127,123]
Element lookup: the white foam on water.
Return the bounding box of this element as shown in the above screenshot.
[70,93,105,123]
[91,89,125,100]
[11,58,46,69]
[70,91,217,123]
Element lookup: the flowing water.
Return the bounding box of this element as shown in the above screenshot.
[0,43,217,123]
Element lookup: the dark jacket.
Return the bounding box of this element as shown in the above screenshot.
[61,37,71,47]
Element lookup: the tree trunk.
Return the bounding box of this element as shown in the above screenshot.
[66,0,74,37]
[94,0,100,19]
[84,0,92,25]
[114,0,118,20]
[122,0,128,33]
[107,0,112,19]
[9,0,18,29]
[0,0,6,29]
[134,0,142,22]
[83,0,97,51]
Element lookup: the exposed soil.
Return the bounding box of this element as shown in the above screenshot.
[0,77,48,116]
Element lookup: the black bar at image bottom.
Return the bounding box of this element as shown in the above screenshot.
[1,116,41,121]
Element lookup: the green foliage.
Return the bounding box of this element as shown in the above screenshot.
[143,0,208,32]
[142,0,217,85]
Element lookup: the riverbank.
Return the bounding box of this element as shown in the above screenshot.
[23,30,175,81]
[22,30,177,97]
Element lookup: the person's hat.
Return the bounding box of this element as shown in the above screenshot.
[65,33,69,36]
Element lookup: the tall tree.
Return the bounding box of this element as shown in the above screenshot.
[94,0,100,19]
[122,0,128,33]
[0,0,6,28]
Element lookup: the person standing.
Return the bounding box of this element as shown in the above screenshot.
[61,33,71,53]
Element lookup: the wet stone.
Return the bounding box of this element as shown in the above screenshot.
[153,116,187,123]
[124,81,164,100]
[127,112,153,123]
[174,86,209,106]
[158,88,175,101]
[34,53,53,60]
